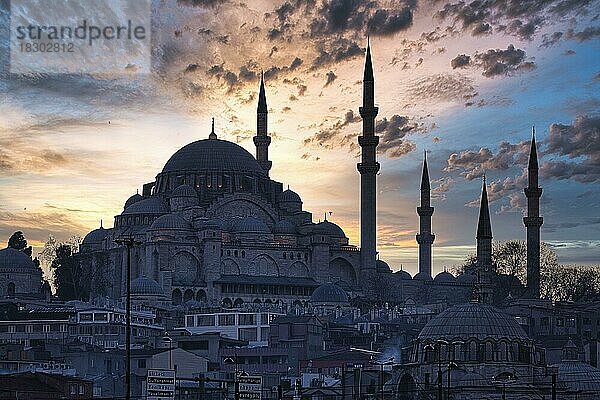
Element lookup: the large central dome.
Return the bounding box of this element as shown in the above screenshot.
[162,139,265,175]
[418,303,528,341]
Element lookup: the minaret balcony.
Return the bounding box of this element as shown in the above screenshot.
[416,233,435,244]
[357,162,380,174]
[417,206,434,216]
[523,216,543,227]
[524,187,542,197]
[359,106,379,118]
[253,136,271,145]
[358,135,380,147]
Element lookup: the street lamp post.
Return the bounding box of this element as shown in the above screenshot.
[163,336,173,370]
[114,236,139,400]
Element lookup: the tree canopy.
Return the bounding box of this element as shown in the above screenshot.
[454,240,600,303]
[7,231,32,256]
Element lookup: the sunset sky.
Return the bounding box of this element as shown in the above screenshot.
[0,0,598,277]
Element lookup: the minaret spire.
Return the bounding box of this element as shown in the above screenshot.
[254,71,272,175]
[524,126,543,299]
[209,117,217,139]
[357,40,380,278]
[416,151,435,278]
[476,177,493,303]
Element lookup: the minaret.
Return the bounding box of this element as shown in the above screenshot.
[357,41,379,277]
[416,152,435,278]
[524,128,543,299]
[253,72,272,175]
[476,177,493,303]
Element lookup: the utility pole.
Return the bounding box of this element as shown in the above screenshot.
[552,372,557,400]
[115,236,138,400]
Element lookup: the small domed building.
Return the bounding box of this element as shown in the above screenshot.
[0,248,43,298]
[396,301,556,399]
[551,339,600,399]
[310,283,350,317]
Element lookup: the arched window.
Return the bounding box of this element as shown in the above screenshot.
[172,289,182,305]
[7,282,15,298]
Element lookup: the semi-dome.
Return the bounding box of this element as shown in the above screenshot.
[149,213,192,231]
[418,302,528,341]
[434,270,456,283]
[395,269,412,280]
[162,139,265,175]
[0,248,37,270]
[314,220,346,238]
[82,226,109,244]
[553,362,600,392]
[124,193,143,209]
[131,276,164,296]
[234,216,270,233]
[376,260,392,273]
[172,184,197,198]
[310,283,348,304]
[273,219,297,234]
[278,189,301,203]
[413,272,433,281]
[122,197,167,215]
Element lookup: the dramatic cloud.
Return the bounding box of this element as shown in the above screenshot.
[445,140,530,180]
[375,115,426,158]
[302,111,423,158]
[309,0,414,37]
[310,38,363,70]
[451,54,471,69]
[435,0,596,41]
[546,115,600,163]
[540,115,600,183]
[473,45,536,77]
[408,73,477,103]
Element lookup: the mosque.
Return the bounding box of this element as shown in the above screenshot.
[77,44,544,310]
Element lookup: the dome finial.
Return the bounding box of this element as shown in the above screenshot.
[100,219,103,228]
[209,118,217,140]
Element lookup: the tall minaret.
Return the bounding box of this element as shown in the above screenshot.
[357,41,379,276]
[416,152,435,278]
[254,72,272,175]
[524,128,543,299]
[476,177,493,303]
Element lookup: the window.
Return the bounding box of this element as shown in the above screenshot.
[186,316,195,327]
[79,385,85,395]
[239,314,255,325]
[80,313,93,322]
[241,251,246,258]
[70,384,77,395]
[94,313,108,321]
[219,314,236,326]
[138,359,146,368]
[197,315,215,326]
[261,327,270,342]
[239,328,258,341]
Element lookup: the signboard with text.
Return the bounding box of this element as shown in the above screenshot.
[238,375,262,400]
[147,369,176,400]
